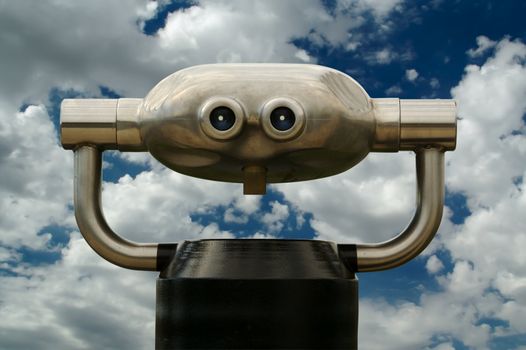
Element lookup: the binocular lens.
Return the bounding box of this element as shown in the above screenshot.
[210,107,236,131]
[270,107,295,131]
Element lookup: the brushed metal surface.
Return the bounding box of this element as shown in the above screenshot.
[371,98,400,151]
[74,145,159,270]
[61,99,117,149]
[116,98,145,151]
[61,63,457,272]
[400,99,457,151]
[140,64,374,185]
[352,147,444,271]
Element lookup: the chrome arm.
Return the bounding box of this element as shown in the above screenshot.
[339,147,444,272]
[74,145,176,271]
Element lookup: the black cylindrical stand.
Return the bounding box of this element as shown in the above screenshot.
[156,239,358,349]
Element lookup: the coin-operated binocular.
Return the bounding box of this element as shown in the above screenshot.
[61,64,456,349]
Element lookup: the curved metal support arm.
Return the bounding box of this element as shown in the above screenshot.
[74,145,176,271]
[339,148,444,272]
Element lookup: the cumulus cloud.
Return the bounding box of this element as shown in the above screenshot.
[359,295,492,350]
[467,35,497,58]
[430,77,440,89]
[0,235,157,350]
[102,169,241,242]
[365,46,413,65]
[0,0,352,105]
[448,37,526,206]
[222,196,265,225]
[405,68,419,81]
[260,201,290,233]
[337,0,403,21]
[277,152,416,244]
[0,105,72,250]
[385,84,403,95]
[426,255,444,274]
[375,47,396,64]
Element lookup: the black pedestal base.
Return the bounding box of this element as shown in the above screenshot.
[156,239,358,350]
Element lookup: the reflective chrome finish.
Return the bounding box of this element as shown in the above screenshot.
[139,64,375,186]
[61,64,456,183]
[61,99,118,149]
[198,96,246,140]
[371,98,400,152]
[74,145,159,270]
[116,98,145,151]
[260,97,306,141]
[352,147,444,272]
[61,63,457,272]
[61,98,145,151]
[400,99,457,151]
[371,98,457,152]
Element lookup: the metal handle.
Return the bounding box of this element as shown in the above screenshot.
[338,147,444,272]
[74,145,176,271]
[62,98,145,151]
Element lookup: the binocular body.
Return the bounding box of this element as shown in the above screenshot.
[61,63,457,349]
[62,64,455,195]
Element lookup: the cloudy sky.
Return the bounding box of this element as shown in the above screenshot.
[0,0,525,349]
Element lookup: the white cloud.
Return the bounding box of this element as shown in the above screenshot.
[277,152,415,244]
[385,84,403,95]
[224,208,249,224]
[0,105,72,250]
[405,68,419,81]
[375,47,395,64]
[426,255,444,274]
[294,49,312,62]
[449,37,526,207]
[0,247,20,262]
[260,201,290,233]
[295,212,306,229]
[367,46,413,65]
[248,232,278,239]
[467,35,497,58]
[359,294,492,349]
[0,235,157,350]
[430,77,440,89]
[102,169,239,242]
[337,0,403,21]
[223,195,264,225]
[233,195,262,215]
[346,41,361,51]
[427,343,455,350]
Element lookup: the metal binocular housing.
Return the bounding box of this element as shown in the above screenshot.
[61,63,456,273]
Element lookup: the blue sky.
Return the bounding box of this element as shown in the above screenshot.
[0,1,526,349]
